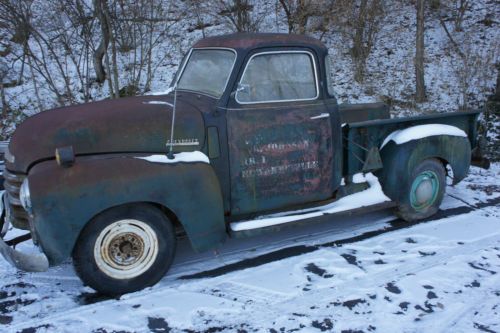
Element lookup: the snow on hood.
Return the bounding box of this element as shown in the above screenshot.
[136,151,210,164]
[380,124,467,149]
[143,100,174,107]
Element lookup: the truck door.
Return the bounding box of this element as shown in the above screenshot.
[226,50,334,215]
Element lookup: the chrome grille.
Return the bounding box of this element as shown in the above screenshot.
[3,169,29,230]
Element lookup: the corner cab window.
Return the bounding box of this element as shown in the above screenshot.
[177,49,236,98]
[325,54,336,97]
[236,52,318,103]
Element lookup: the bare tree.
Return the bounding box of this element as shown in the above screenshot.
[350,0,383,82]
[108,0,178,95]
[278,0,326,34]
[415,0,426,102]
[215,0,260,32]
[452,0,470,32]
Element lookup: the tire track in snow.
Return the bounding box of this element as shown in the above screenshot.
[201,230,500,309]
[180,196,500,280]
[433,272,500,333]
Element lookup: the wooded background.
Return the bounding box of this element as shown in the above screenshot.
[0,0,499,150]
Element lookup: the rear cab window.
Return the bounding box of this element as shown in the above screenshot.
[325,54,336,97]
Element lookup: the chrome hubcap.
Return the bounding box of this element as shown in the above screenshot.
[410,171,439,211]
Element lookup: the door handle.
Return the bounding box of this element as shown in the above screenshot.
[310,113,330,120]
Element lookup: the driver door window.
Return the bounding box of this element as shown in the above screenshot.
[236,52,318,103]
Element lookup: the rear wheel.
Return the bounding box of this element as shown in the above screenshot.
[396,158,446,222]
[73,204,176,295]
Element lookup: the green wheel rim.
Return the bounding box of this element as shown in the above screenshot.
[410,171,439,211]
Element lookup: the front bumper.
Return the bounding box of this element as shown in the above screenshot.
[0,191,49,272]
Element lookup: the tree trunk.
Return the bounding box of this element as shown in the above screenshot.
[353,0,368,82]
[297,0,308,34]
[145,1,154,92]
[278,0,294,33]
[93,0,110,84]
[494,63,500,101]
[415,0,426,102]
[102,3,120,98]
[0,83,8,119]
[93,39,107,83]
[26,45,43,112]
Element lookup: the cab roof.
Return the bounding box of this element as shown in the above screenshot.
[193,33,327,53]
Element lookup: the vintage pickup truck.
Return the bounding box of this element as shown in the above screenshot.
[0,33,486,295]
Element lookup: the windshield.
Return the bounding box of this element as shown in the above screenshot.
[176,49,236,98]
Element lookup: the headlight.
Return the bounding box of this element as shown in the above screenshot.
[20,178,32,211]
[4,146,15,163]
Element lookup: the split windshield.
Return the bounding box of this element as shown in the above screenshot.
[176,49,236,98]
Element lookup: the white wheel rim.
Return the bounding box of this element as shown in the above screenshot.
[94,219,159,280]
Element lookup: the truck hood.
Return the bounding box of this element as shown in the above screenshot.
[7,93,209,173]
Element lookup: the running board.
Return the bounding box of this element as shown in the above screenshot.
[230,201,396,238]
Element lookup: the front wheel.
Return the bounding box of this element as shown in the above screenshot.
[396,158,446,222]
[73,204,176,295]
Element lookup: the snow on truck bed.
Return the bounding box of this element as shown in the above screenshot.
[381,124,468,149]
[0,164,499,333]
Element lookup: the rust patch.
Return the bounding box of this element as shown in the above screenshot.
[227,103,333,214]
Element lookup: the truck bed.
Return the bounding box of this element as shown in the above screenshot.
[343,110,480,176]
[339,102,390,124]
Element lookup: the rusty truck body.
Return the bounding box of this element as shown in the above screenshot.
[0,33,486,294]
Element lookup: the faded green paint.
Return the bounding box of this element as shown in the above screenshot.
[362,147,383,172]
[339,102,390,123]
[376,135,471,202]
[226,102,334,215]
[27,156,226,265]
[345,110,479,176]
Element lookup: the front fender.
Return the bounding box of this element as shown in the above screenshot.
[376,135,471,201]
[28,155,226,265]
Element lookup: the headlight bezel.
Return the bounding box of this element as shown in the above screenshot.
[4,146,15,164]
[19,178,32,212]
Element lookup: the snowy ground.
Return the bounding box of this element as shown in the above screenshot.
[0,164,499,333]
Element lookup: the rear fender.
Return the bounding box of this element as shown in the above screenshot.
[28,155,226,265]
[376,135,471,201]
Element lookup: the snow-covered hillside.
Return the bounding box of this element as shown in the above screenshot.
[1,0,499,135]
[0,164,499,332]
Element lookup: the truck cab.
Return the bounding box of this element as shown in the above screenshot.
[189,34,344,217]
